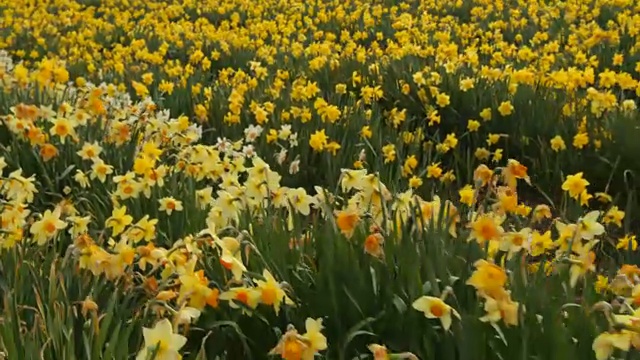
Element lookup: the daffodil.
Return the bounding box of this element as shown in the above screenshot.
[105,205,133,236]
[67,215,91,237]
[364,233,385,259]
[90,158,113,183]
[500,227,531,256]
[219,286,261,313]
[468,213,504,244]
[569,241,597,288]
[158,197,183,215]
[136,319,186,360]
[458,185,475,206]
[269,325,309,360]
[562,172,589,199]
[335,208,360,239]
[30,208,66,245]
[127,215,158,243]
[253,269,294,314]
[215,236,246,281]
[466,259,508,299]
[368,344,390,360]
[479,294,520,326]
[49,117,78,144]
[177,257,219,310]
[5,169,38,203]
[287,187,314,215]
[412,296,460,331]
[530,230,553,257]
[301,318,328,358]
[592,331,631,360]
[577,211,605,240]
[76,141,102,160]
[502,159,530,189]
[603,206,625,227]
[174,306,201,326]
[339,169,366,192]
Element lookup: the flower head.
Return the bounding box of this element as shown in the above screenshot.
[412,296,460,331]
[136,319,186,360]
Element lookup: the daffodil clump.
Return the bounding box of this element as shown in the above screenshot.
[2,0,640,359]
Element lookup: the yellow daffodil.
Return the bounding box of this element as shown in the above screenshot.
[592,331,631,360]
[30,208,66,245]
[253,269,295,314]
[105,205,133,236]
[466,260,508,299]
[136,319,186,360]
[412,296,460,331]
[158,197,184,215]
[562,172,589,199]
[577,211,605,240]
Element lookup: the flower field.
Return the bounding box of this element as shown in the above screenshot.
[2,0,640,358]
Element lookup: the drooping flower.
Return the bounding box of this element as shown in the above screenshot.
[569,241,597,288]
[335,208,360,239]
[215,236,246,281]
[364,233,385,259]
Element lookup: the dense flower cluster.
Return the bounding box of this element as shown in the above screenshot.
[1,0,640,359]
